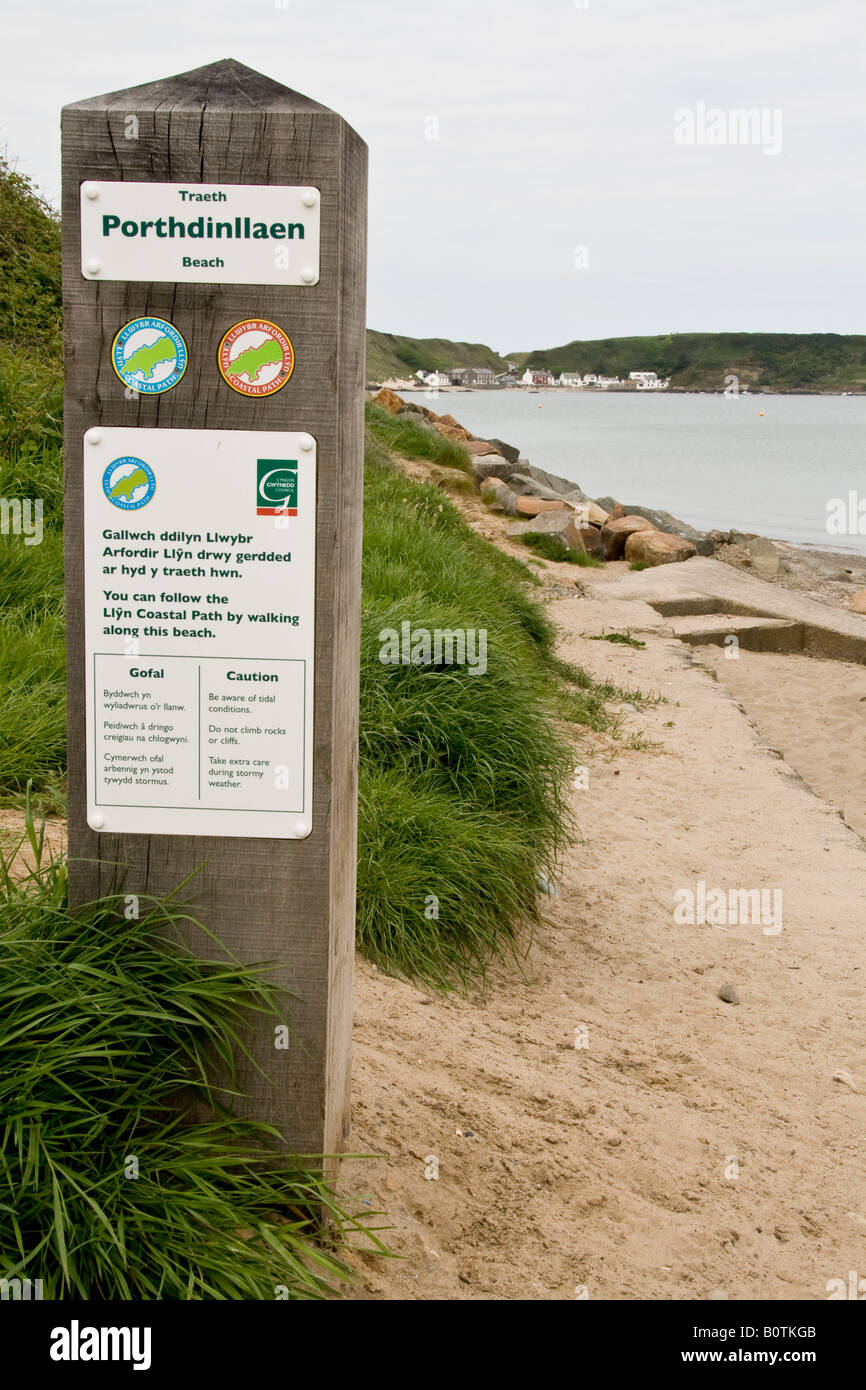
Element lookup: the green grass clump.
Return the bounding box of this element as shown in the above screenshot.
[365,401,471,471]
[520,532,602,566]
[629,560,649,571]
[358,410,582,987]
[0,811,381,1299]
[588,630,646,648]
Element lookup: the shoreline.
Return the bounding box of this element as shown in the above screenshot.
[390,385,866,398]
[385,388,866,567]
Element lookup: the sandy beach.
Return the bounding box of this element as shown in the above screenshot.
[339,456,866,1300]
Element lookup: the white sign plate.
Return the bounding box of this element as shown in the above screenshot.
[83,427,316,838]
[80,181,320,285]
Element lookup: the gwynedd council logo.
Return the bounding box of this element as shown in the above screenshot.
[257,459,298,515]
[102,457,156,510]
[218,319,295,397]
[111,317,187,394]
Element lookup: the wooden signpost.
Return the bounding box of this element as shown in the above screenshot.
[61,60,367,1161]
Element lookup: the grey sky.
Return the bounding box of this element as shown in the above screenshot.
[2,0,863,352]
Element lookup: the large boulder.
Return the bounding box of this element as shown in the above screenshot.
[487,437,521,466]
[507,510,584,550]
[516,496,567,517]
[600,513,656,560]
[575,524,605,558]
[624,530,697,566]
[371,386,404,415]
[470,454,513,483]
[436,413,474,436]
[517,463,585,497]
[480,478,519,515]
[564,497,609,527]
[465,439,500,456]
[435,421,473,442]
[738,535,781,578]
[507,473,566,501]
[620,504,703,540]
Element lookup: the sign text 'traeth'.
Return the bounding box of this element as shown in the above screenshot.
[80,182,321,285]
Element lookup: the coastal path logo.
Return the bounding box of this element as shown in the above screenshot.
[257,459,298,515]
[102,457,156,510]
[218,319,295,397]
[111,317,187,394]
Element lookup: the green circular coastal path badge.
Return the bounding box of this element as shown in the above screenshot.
[111,317,187,394]
[217,319,295,397]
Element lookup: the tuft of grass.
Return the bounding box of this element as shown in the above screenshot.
[629,560,650,571]
[588,630,646,648]
[520,532,602,566]
[0,803,384,1299]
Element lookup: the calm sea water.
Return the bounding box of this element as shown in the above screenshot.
[399,390,866,555]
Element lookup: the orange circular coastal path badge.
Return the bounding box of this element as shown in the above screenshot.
[217,319,295,397]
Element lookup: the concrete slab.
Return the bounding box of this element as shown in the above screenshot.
[581,557,866,662]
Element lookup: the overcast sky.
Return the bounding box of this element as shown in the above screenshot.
[2,0,863,352]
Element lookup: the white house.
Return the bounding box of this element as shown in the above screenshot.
[425,371,451,389]
[629,370,670,390]
[558,372,583,387]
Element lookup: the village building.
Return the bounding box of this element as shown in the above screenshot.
[629,370,670,390]
[450,365,496,387]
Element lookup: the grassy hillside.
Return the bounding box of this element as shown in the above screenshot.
[367,329,509,382]
[511,332,866,393]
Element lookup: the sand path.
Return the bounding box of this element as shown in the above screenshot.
[342,495,866,1301]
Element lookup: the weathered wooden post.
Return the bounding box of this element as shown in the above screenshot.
[61,60,367,1162]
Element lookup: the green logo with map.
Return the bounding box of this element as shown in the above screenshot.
[257,459,298,516]
[111,317,187,394]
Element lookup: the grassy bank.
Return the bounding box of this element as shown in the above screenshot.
[359,409,578,986]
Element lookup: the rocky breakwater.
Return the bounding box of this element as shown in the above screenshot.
[370,387,701,568]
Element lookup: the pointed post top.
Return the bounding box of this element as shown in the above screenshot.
[63,58,333,116]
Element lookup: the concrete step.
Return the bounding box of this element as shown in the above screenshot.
[669,614,805,653]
